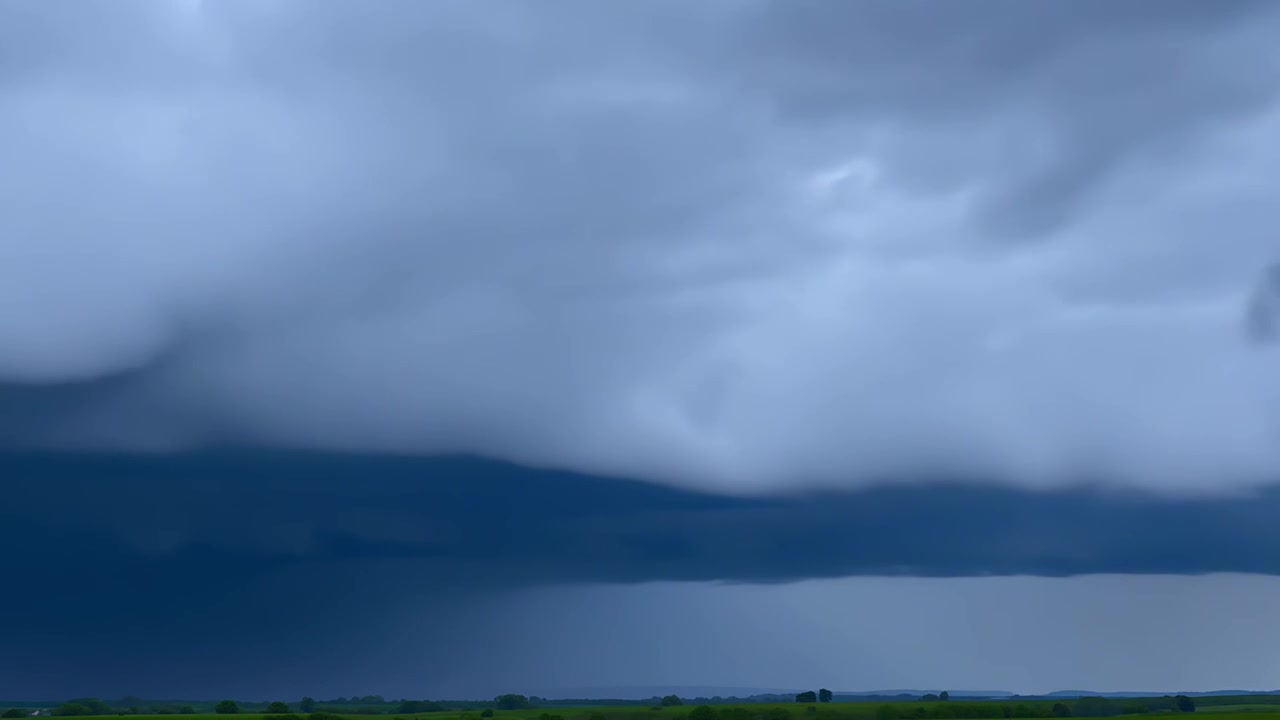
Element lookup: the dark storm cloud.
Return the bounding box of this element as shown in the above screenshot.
[4,1,1280,494]
[7,451,1280,591]
[7,450,1280,697]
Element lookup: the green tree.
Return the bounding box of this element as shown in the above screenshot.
[795,692,817,704]
[300,700,317,714]
[1174,696,1195,713]
[939,692,950,703]
[267,703,291,714]
[495,696,530,711]
[660,697,683,708]
[1071,698,1118,718]
[818,690,833,703]
[689,706,718,720]
[55,700,107,717]
[397,702,443,714]
[216,701,240,715]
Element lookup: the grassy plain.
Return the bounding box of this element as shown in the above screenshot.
[15,696,1280,720]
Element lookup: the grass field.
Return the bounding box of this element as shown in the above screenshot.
[18,709,1280,720]
[13,696,1280,720]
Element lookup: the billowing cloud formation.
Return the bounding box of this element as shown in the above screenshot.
[4,1,1280,494]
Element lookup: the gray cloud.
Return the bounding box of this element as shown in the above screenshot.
[1248,263,1280,343]
[3,1,1280,494]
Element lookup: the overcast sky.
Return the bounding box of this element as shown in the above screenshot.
[4,0,1280,701]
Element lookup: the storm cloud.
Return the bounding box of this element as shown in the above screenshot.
[4,1,1280,494]
[7,1,1280,699]
[7,451,1280,698]
[8,451,1280,586]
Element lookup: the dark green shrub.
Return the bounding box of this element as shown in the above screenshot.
[689,707,717,720]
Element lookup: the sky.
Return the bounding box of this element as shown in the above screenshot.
[4,0,1280,701]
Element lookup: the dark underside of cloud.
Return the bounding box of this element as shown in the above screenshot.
[6,449,1279,589]
[4,449,1279,698]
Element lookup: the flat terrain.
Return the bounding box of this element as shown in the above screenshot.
[17,709,1280,720]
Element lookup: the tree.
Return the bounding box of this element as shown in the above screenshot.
[59,701,107,716]
[216,701,240,715]
[495,696,530,711]
[300,700,317,714]
[1174,696,1195,713]
[3,711,26,718]
[939,692,950,702]
[397,702,443,714]
[818,690,833,704]
[1071,697,1118,718]
[267,703,291,714]
[795,693,817,704]
[689,706,718,720]
[659,697,683,708]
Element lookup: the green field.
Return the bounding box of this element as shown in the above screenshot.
[12,706,1280,720]
[12,695,1280,720]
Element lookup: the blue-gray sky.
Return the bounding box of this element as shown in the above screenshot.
[4,0,1280,701]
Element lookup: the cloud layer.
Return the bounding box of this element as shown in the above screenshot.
[4,1,1280,494]
[9,451,1280,587]
[9,451,1280,698]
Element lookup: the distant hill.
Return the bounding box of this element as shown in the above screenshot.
[1040,691,1280,699]
[524,687,1280,704]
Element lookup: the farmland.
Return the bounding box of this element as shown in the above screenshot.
[9,698,1280,720]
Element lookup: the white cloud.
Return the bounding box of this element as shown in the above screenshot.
[3,0,1280,495]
